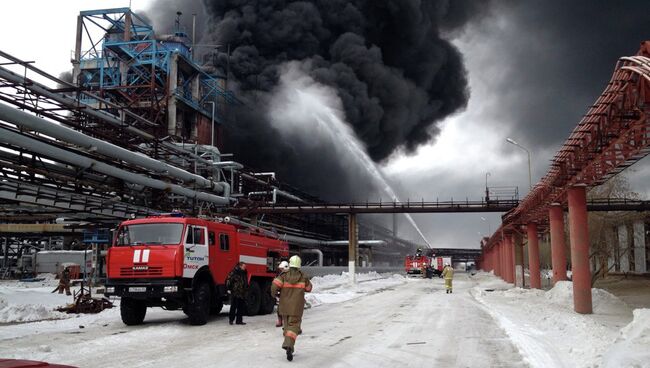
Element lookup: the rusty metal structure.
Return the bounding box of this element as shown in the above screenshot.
[479,42,650,314]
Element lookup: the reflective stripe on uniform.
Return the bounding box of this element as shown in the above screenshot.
[283,282,306,289]
[273,278,284,288]
[285,330,298,340]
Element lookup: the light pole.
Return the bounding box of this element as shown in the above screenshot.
[206,101,215,147]
[506,137,532,190]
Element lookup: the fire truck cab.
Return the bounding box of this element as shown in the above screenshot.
[104,214,288,326]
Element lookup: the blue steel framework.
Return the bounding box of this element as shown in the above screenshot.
[73,8,237,145]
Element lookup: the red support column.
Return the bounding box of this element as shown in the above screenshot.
[527,223,541,289]
[497,243,502,276]
[568,185,593,314]
[510,236,516,284]
[505,236,514,284]
[498,241,504,279]
[549,204,568,283]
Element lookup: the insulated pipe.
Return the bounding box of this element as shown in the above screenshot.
[0,67,156,140]
[0,103,224,192]
[281,234,386,247]
[568,185,593,314]
[527,223,541,289]
[300,249,323,267]
[0,127,230,205]
[0,66,227,191]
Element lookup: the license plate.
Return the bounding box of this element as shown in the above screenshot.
[129,287,147,292]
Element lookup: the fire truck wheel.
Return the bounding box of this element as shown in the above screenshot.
[120,297,146,326]
[187,282,210,325]
[259,281,275,315]
[245,281,261,316]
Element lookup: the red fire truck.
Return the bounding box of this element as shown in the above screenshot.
[104,214,289,326]
[404,254,432,275]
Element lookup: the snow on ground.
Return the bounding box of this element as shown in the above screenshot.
[0,274,74,323]
[0,273,527,368]
[1,271,649,368]
[306,272,406,307]
[603,308,650,367]
[470,272,649,368]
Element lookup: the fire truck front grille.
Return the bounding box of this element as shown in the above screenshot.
[120,267,164,277]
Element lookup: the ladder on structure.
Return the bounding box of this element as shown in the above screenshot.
[0,267,10,279]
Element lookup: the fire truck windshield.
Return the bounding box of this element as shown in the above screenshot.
[116,223,184,246]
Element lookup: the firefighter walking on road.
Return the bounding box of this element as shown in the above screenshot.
[226,262,249,325]
[271,255,312,362]
[52,266,72,296]
[442,263,454,294]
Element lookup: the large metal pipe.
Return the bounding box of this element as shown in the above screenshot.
[221,217,385,248]
[0,103,225,193]
[0,127,230,205]
[281,234,386,247]
[0,66,227,189]
[300,249,323,267]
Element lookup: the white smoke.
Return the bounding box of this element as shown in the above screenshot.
[266,62,432,247]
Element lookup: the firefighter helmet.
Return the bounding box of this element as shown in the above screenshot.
[289,255,302,268]
[279,261,289,270]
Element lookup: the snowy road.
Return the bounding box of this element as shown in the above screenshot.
[0,274,527,368]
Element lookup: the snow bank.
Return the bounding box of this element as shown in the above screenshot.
[0,302,65,323]
[545,281,629,314]
[306,272,406,308]
[603,308,650,368]
[472,275,634,368]
[0,281,72,323]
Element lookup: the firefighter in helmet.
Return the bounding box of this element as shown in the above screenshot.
[275,260,289,327]
[52,266,72,296]
[271,255,312,362]
[442,263,454,293]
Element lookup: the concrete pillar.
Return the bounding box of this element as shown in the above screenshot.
[168,53,179,136]
[549,204,568,283]
[568,185,592,314]
[348,213,358,284]
[72,15,83,85]
[527,223,541,289]
[618,224,629,272]
[119,13,132,87]
[633,221,646,273]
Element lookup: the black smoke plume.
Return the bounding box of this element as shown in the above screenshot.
[149,0,489,200]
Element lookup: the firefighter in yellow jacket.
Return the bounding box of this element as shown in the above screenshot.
[271,255,312,362]
[442,263,454,294]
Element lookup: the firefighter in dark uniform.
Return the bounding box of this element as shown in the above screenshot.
[226,262,249,325]
[52,266,72,295]
[271,255,312,362]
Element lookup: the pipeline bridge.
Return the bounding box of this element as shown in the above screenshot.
[478,41,650,315]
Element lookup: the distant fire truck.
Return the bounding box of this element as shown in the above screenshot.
[404,254,432,275]
[105,214,288,326]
